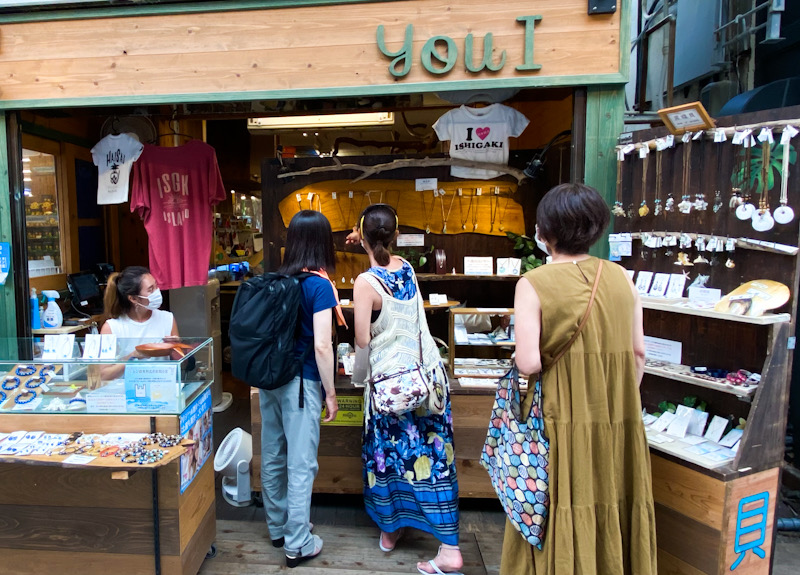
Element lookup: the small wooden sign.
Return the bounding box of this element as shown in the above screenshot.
[658,102,716,135]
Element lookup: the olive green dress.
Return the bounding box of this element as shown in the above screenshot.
[500,258,657,575]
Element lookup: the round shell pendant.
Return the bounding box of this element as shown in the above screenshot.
[774,205,795,224]
[638,203,650,217]
[735,202,756,220]
[751,209,775,232]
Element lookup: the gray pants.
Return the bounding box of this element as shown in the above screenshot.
[259,376,322,556]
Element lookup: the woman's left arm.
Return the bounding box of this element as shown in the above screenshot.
[626,276,646,385]
[514,278,543,376]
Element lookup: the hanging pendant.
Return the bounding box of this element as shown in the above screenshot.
[729,190,743,209]
[626,204,636,219]
[461,223,467,230]
[752,209,775,232]
[694,193,708,211]
[442,223,447,234]
[725,258,736,269]
[713,191,724,213]
[638,201,650,217]
[678,195,693,214]
[693,254,709,265]
[425,225,431,234]
[774,205,795,224]
[736,202,756,220]
[665,194,675,212]
[653,198,663,216]
[612,201,626,217]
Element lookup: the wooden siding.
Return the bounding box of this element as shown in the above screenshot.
[0,0,622,105]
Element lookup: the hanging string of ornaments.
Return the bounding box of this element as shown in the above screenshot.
[613,121,799,233]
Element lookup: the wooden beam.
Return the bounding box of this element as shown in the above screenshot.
[0,114,17,341]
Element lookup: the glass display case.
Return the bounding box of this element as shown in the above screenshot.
[0,337,213,414]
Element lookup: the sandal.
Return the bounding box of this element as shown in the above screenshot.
[285,534,323,568]
[378,528,403,552]
[416,545,464,575]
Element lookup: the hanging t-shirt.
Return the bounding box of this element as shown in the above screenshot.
[432,103,529,179]
[91,133,144,205]
[130,141,226,290]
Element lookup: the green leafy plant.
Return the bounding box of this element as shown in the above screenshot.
[731,142,796,195]
[505,232,543,273]
[394,245,434,270]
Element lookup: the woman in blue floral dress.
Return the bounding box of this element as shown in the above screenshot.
[350,204,463,575]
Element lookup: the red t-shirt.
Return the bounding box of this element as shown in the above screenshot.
[131,141,226,290]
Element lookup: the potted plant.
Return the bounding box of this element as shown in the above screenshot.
[505,232,543,273]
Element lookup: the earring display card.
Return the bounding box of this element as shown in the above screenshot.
[703,415,729,443]
[648,273,670,297]
[635,271,654,295]
[664,274,687,299]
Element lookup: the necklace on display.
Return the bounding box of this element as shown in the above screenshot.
[694,138,708,213]
[498,188,511,232]
[677,139,693,214]
[421,189,436,233]
[473,188,482,231]
[775,126,798,224]
[441,188,457,233]
[458,188,471,231]
[638,151,650,217]
[490,186,501,231]
[736,145,756,220]
[613,158,626,217]
[653,150,663,216]
[752,140,775,231]
[332,191,347,228]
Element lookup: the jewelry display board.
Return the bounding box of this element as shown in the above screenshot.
[611,107,800,575]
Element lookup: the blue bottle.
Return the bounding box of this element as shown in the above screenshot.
[30,288,41,329]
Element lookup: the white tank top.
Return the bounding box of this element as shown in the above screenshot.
[106,309,174,356]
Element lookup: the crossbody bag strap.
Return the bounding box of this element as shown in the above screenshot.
[547,260,604,369]
[411,271,425,365]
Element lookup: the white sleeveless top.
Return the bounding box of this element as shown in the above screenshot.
[361,273,442,380]
[105,309,174,357]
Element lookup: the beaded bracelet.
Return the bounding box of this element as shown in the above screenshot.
[0,390,6,403]
[68,397,87,405]
[25,375,47,389]
[15,390,37,405]
[2,376,20,391]
[15,365,36,377]
[40,364,55,376]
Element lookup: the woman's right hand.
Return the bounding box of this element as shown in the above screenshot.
[323,393,339,422]
[345,225,361,246]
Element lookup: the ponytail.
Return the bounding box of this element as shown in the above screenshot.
[372,242,392,266]
[103,266,149,319]
[103,272,123,319]
[360,204,398,266]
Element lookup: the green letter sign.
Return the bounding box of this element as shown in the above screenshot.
[377,24,413,78]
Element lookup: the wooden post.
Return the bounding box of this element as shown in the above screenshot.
[584,85,625,259]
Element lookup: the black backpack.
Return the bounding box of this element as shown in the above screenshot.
[229,272,313,407]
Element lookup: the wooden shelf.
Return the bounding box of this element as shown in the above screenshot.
[646,434,734,471]
[417,273,520,282]
[641,297,791,325]
[644,364,758,399]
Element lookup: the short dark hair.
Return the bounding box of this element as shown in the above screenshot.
[536,183,610,255]
[360,204,398,266]
[279,210,336,275]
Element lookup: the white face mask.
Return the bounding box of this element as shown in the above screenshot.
[534,227,550,255]
[136,288,163,311]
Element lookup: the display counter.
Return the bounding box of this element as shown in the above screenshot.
[0,337,216,575]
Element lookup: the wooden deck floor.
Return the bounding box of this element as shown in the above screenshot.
[204,494,506,575]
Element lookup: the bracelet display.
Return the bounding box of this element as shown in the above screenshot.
[14,390,37,405]
[2,376,20,391]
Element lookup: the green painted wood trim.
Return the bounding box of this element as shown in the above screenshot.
[20,121,93,150]
[0,73,629,111]
[619,0,631,83]
[0,114,17,339]
[584,85,625,260]
[0,0,400,23]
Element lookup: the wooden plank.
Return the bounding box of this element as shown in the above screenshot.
[0,503,180,555]
[0,1,617,61]
[657,548,709,575]
[278,181,524,236]
[0,413,180,434]
[650,455,726,530]
[654,502,721,575]
[720,468,779,575]
[451,394,495,428]
[0,461,180,509]
[178,460,216,553]
[1,549,183,575]
[203,520,487,574]
[456,458,495,498]
[0,0,621,102]
[180,498,216,575]
[315,455,363,494]
[320,425,364,459]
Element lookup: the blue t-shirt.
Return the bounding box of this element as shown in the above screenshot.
[295,275,338,381]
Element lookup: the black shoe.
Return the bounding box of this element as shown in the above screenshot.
[272,537,284,548]
[285,535,323,568]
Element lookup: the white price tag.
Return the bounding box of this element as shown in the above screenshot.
[415,178,437,191]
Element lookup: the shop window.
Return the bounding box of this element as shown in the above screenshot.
[23,147,63,277]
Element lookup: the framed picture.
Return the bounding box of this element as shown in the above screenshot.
[657,102,715,135]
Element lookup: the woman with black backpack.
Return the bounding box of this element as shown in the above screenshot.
[259,210,340,568]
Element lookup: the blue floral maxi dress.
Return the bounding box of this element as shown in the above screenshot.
[362,262,459,545]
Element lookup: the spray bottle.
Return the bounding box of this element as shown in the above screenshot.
[30,288,41,329]
[41,290,63,329]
